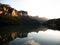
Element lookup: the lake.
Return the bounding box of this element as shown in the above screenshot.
[0,26,60,45]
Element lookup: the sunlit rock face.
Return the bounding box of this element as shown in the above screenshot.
[0,3,17,16]
[0,3,29,17]
[18,10,28,16]
[11,9,17,16]
[0,10,2,14]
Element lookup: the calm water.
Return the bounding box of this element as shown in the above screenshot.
[0,26,60,45]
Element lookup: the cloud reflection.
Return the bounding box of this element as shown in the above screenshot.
[24,39,40,45]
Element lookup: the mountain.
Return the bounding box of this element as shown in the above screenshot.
[17,10,28,16]
[0,3,29,17]
[0,3,49,29]
[0,3,17,16]
[0,3,41,28]
[44,18,60,30]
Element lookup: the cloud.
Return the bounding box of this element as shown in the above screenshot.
[24,39,40,45]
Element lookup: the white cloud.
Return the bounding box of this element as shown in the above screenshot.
[24,39,40,45]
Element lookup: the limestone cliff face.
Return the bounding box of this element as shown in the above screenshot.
[0,3,17,16]
[0,3,28,17]
[18,10,28,16]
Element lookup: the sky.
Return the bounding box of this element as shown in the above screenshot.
[0,0,60,19]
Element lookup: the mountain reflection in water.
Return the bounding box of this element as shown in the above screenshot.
[0,26,60,45]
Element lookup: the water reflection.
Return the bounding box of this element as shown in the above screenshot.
[9,30,60,45]
[0,26,60,45]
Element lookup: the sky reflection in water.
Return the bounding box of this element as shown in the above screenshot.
[8,29,60,45]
